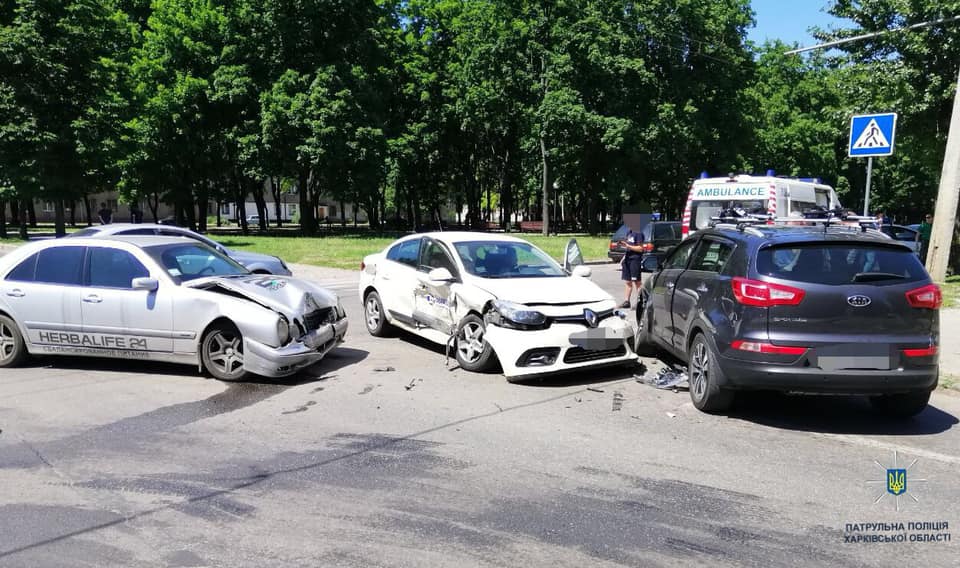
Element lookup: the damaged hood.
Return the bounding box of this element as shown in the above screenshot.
[469,275,611,306]
[184,274,338,315]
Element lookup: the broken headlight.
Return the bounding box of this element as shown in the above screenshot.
[487,300,548,330]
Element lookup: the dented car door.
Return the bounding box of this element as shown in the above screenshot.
[411,239,460,335]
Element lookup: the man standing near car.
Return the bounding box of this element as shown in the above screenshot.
[619,227,644,308]
[97,202,113,225]
[917,213,933,263]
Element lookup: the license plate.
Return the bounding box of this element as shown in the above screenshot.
[569,327,628,351]
[816,344,890,371]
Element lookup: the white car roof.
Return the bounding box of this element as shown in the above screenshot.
[403,231,534,245]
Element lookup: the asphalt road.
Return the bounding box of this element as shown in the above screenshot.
[0,255,958,567]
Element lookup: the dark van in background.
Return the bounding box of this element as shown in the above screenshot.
[608,221,681,270]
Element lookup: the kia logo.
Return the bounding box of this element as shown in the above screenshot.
[584,308,599,328]
[847,295,872,307]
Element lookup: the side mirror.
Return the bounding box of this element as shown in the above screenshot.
[563,238,585,273]
[132,277,159,291]
[642,256,660,273]
[572,265,592,278]
[428,267,455,282]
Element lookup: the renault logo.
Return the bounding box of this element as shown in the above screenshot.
[584,309,599,328]
[847,295,872,307]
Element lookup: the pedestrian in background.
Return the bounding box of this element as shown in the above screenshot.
[618,227,644,308]
[918,213,933,263]
[97,202,113,225]
[875,210,891,225]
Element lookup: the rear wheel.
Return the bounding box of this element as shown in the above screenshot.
[0,315,28,368]
[456,314,497,373]
[364,291,392,337]
[201,322,249,382]
[688,334,734,413]
[869,391,930,419]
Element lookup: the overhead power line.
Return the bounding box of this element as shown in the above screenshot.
[786,14,960,54]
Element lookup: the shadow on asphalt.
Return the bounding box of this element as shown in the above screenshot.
[21,346,369,386]
[728,391,958,436]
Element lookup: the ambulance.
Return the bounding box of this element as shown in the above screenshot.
[680,173,842,238]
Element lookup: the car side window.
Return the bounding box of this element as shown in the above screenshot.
[418,240,458,275]
[35,247,86,286]
[387,239,421,268]
[5,253,39,282]
[662,239,698,270]
[688,239,735,273]
[88,248,150,289]
[119,228,158,236]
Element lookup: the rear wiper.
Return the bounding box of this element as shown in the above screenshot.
[851,272,906,282]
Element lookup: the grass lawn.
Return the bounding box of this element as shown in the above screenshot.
[941,275,960,309]
[215,233,613,270]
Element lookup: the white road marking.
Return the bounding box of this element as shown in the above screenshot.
[813,433,960,465]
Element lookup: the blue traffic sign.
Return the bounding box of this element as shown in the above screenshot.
[849,113,897,157]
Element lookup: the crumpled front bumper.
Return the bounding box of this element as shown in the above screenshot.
[243,318,348,378]
[485,316,637,378]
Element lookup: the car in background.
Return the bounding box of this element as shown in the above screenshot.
[359,232,637,381]
[69,224,292,276]
[0,237,346,380]
[879,224,921,254]
[635,223,939,417]
[608,221,681,270]
[246,214,262,225]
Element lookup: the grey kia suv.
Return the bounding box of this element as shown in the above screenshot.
[635,223,940,417]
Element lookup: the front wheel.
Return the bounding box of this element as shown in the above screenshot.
[0,314,28,368]
[688,334,734,413]
[869,391,930,419]
[201,322,249,382]
[633,293,657,356]
[456,314,497,372]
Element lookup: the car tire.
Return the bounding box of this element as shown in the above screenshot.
[634,293,657,357]
[688,333,734,413]
[0,314,28,368]
[455,314,497,373]
[364,291,392,337]
[869,391,930,419]
[201,322,250,382]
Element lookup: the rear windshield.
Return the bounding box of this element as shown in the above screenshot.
[757,243,926,285]
[690,200,766,230]
[611,224,629,240]
[653,223,681,240]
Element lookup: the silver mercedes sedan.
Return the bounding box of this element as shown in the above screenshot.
[0,237,347,380]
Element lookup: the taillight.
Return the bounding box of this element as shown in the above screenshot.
[903,346,938,357]
[731,340,808,355]
[360,261,366,271]
[609,242,616,250]
[731,277,805,307]
[905,284,942,309]
[641,243,654,252]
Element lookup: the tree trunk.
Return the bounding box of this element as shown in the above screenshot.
[339,199,346,227]
[69,200,77,227]
[216,200,222,227]
[0,199,7,239]
[147,192,159,222]
[252,184,267,230]
[297,168,316,235]
[54,200,66,237]
[271,176,283,228]
[18,198,29,240]
[27,200,36,227]
[233,172,248,235]
[84,198,93,226]
[196,190,208,232]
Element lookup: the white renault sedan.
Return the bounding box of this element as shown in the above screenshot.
[0,237,347,380]
[359,232,637,381]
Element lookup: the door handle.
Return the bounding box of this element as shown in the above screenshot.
[83,294,103,304]
[666,282,675,289]
[5,289,25,298]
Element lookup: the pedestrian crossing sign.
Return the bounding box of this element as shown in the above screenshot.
[849,113,897,157]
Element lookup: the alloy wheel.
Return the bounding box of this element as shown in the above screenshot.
[365,297,381,331]
[457,321,485,363]
[207,330,244,377]
[0,321,15,362]
[690,341,708,400]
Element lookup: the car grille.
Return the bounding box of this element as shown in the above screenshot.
[563,345,627,364]
[552,309,616,327]
[303,307,336,331]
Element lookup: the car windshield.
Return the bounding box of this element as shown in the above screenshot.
[757,243,926,285]
[690,200,766,230]
[454,241,566,278]
[144,243,249,284]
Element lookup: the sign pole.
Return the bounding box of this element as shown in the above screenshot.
[926,66,960,281]
[863,157,873,216]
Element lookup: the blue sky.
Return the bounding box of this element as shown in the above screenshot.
[748,0,849,48]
